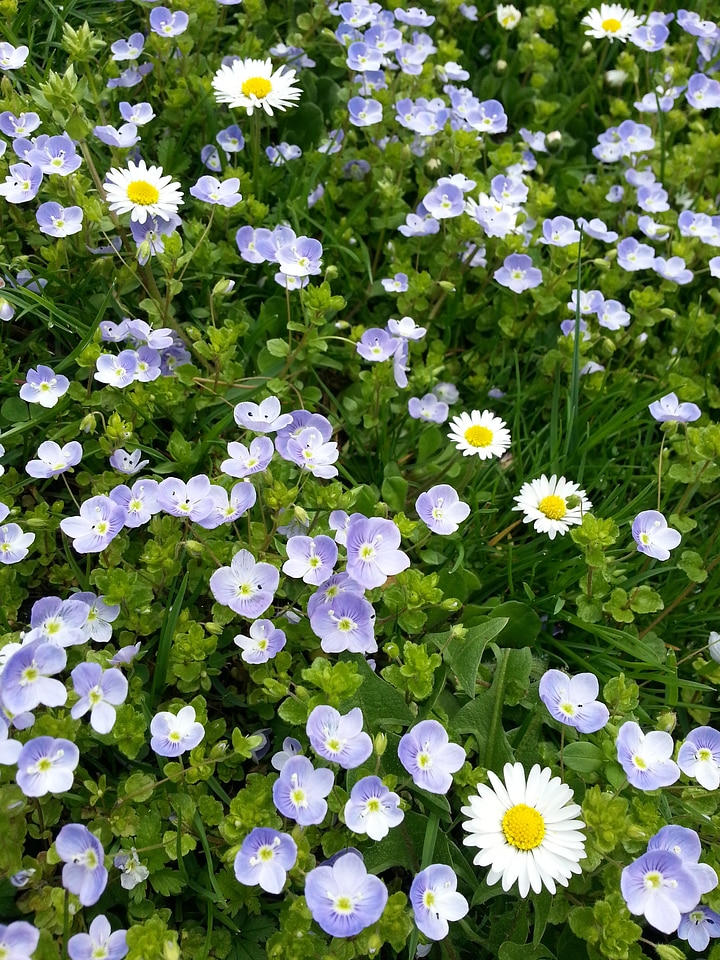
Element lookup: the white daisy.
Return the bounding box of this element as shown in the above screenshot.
[512,474,592,539]
[103,160,183,224]
[212,57,302,116]
[581,4,644,42]
[447,410,511,460]
[461,762,586,898]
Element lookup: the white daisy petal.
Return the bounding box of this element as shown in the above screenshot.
[512,473,592,538]
[447,409,511,460]
[212,57,302,116]
[104,159,183,223]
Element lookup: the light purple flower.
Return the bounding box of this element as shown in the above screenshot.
[234,619,286,664]
[68,915,128,960]
[60,495,127,553]
[94,123,140,148]
[648,392,701,423]
[632,510,681,561]
[0,923,39,960]
[149,7,189,37]
[271,736,303,771]
[616,720,680,789]
[345,515,410,589]
[277,237,323,277]
[348,96,383,126]
[156,476,213,523]
[109,479,160,528]
[0,110,40,136]
[111,34,145,61]
[284,427,339,479]
[209,548,279,617]
[577,217,618,242]
[344,776,403,840]
[678,727,720,790]
[1,642,67,714]
[381,272,408,293]
[309,592,377,654]
[678,906,720,952]
[410,864,469,940]
[710,255,720,278]
[26,134,81,176]
[217,124,244,153]
[597,299,630,329]
[494,254,543,292]
[387,316,425,340]
[0,162,42,203]
[131,215,181,265]
[234,396,293,433]
[70,662,128,734]
[466,99,507,134]
[56,824,108,906]
[265,142,302,166]
[648,825,718,896]
[434,382,459,404]
[189,175,242,207]
[617,237,655,271]
[686,73,720,110]
[119,101,155,125]
[26,440,82,478]
[16,736,80,796]
[113,848,148,890]
[539,216,581,247]
[653,255,693,285]
[283,535,338,585]
[408,393,448,424]
[74,592,120,643]
[306,705,372,769]
[221,437,274,477]
[109,448,150,475]
[36,201,84,238]
[422,183,465,219]
[538,670,609,733]
[398,720,465,794]
[110,643,142,667]
[233,828,297,894]
[621,849,700,934]
[19,365,69,408]
[0,524,34,564]
[305,850,388,937]
[28,595,88,646]
[197,481,256,530]
[107,64,154,89]
[95,350,138,388]
[356,328,399,361]
[416,484,470,536]
[272,755,334,825]
[150,705,205,757]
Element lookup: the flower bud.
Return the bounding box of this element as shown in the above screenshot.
[495,59,508,73]
[162,940,180,960]
[655,711,676,734]
[79,413,97,434]
[547,130,563,151]
[708,631,720,663]
[212,278,235,297]
[374,732,387,757]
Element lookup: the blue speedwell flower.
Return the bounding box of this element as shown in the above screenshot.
[233,619,286,664]
[631,510,681,561]
[234,828,297,894]
[304,850,388,937]
[150,705,205,757]
[283,535,338,585]
[306,705,372,769]
[410,864,469,940]
[55,824,108,906]
[0,922,39,960]
[209,548,279,617]
[398,720,465,794]
[415,484,470,535]
[678,727,720,790]
[272,755,334,825]
[538,670,609,733]
[68,915,128,960]
[616,721,680,789]
[344,515,409,589]
[70,662,128,734]
[621,849,702,935]
[344,776,404,840]
[16,737,80,796]
[26,440,82,479]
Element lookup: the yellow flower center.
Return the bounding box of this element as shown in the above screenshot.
[601,17,622,32]
[698,748,712,762]
[242,76,272,99]
[333,895,353,914]
[501,803,546,850]
[258,846,274,862]
[464,425,493,447]
[633,754,647,770]
[538,495,566,520]
[126,180,160,206]
[423,890,436,908]
[366,798,381,813]
[644,871,662,890]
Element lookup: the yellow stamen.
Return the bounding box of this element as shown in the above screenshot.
[464,425,493,448]
[601,17,622,32]
[242,77,272,98]
[127,180,160,206]
[538,495,566,520]
[501,803,546,850]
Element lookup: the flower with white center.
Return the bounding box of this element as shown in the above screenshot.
[410,864,469,940]
[55,824,108,906]
[150,705,205,757]
[19,365,69,408]
[304,850,388,937]
[398,720,465,794]
[461,762,586,897]
[233,827,297,894]
[344,776,404,841]
[114,848,150,890]
[512,474,592,539]
[582,4,645,42]
[678,727,720,790]
[68,914,128,960]
[234,396,293,433]
[538,670,609,733]
[621,849,701,934]
[496,4,521,29]
[616,721,680,790]
[212,57,302,116]
[233,619,286,664]
[447,410,511,459]
[16,736,80,797]
[631,510,681,561]
[415,484,470,535]
[104,159,183,223]
[70,662,128,734]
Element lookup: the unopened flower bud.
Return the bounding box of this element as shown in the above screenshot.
[212,278,235,297]
[183,541,205,556]
[547,130,562,151]
[495,59,508,73]
[656,711,676,734]
[163,941,180,960]
[79,413,97,434]
[374,732,387,757]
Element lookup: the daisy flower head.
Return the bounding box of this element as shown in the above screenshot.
[212,57,302,116]
[461,762,586,897]
[447,410,511,459]
[512,474,592,539]
[582,4,645,42]
[103,159,183,223]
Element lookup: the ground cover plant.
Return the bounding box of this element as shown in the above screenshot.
[1,0,720,958]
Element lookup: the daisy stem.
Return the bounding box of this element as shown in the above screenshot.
[251,111,262,202]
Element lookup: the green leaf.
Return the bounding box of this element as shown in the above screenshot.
[489,602,542,647]
[277,697,308,725]
[149,868,185,896]
[428,619,507,698]
[340,654,414,728]
[499,944,555,960]
[0,397,29,423]
[381,475,408,512]
[277,101,325,149]
[562,741,604,774]
[265,338,290,358]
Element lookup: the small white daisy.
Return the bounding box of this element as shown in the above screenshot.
[447,410,511,460]
[103,159,183,223]
[212,57,302,116]
[512,474,591,539]
[461,762,586,898]
[581,4,644,42]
